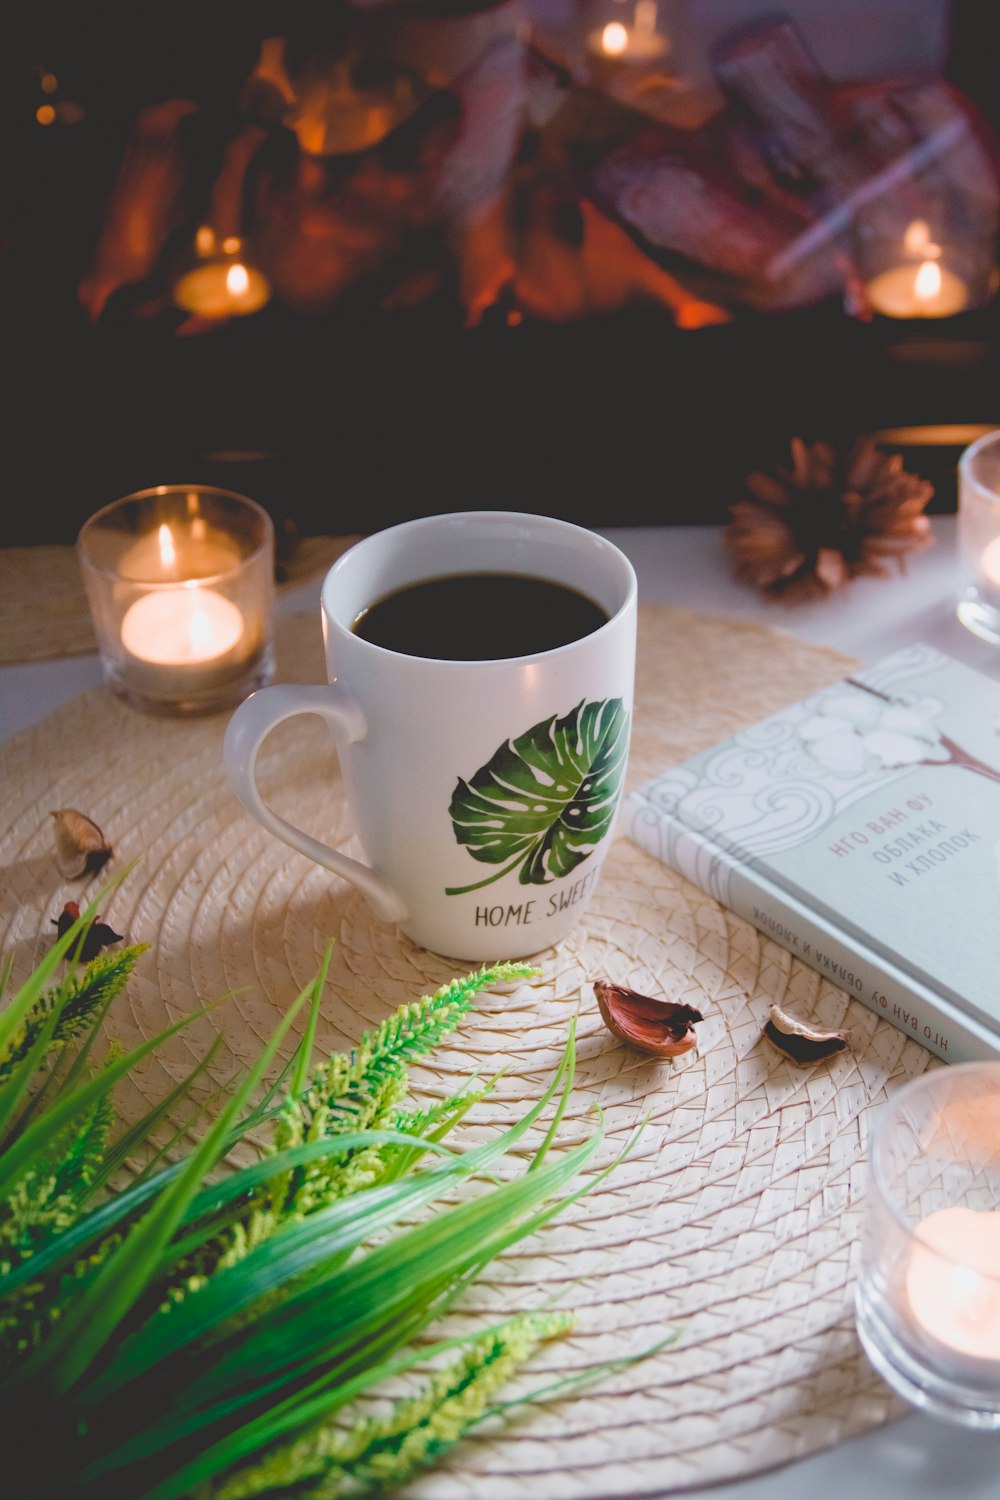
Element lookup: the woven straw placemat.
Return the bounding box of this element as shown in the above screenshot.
[0,604,933,1497]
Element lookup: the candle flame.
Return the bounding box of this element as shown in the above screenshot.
[601,21,629,55]
[158,525,176,569]
[226,263,250,297]
[915,259,942,301]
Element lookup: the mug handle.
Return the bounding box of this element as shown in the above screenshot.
[222,684,409,923]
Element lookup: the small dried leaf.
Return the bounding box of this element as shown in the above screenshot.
[50,808,113,880]
[594,980,703,1058]
[762,1003,848,1065]
[51,901,124,962]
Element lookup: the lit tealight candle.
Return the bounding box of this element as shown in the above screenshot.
[866,256,969,319]
[906,1206,1000,1368]
[173,258,271,319]
[587,0,669,62]
[120,586,246,700]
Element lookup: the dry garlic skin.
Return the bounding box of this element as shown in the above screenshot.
[50,808,113,879]
[594,980,703,1057]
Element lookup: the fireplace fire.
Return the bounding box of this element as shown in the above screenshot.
[50,2,1000,329]
[2,1,998,543]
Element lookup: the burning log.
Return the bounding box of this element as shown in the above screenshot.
[77,99,199,323]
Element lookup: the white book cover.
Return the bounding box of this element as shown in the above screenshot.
[624,643,1000,1063]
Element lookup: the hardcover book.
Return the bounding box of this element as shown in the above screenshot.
[624,643,1000,1064]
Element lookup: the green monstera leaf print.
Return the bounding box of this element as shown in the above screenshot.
[445,697,630,895]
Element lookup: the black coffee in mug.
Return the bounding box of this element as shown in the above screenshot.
[351,572,610,660]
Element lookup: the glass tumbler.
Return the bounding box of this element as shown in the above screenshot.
[957,428,1000,645]
[77,484,275,715]
[855,1061,1000,1429]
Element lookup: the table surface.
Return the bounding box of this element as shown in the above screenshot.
[3,518,1000,1499]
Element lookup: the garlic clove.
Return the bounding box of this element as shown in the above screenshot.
[50,808,113,880]
[594,980,703,1058]
[762,1003,848,1065]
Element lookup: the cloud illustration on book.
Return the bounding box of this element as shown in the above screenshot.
[797,688,950,775]
[797,678,1000,785]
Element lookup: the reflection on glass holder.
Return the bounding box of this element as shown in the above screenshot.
[583,0,670,64]
[172,228,272,320]
[579,0,689,122]
[853,190,999,319]
[855,1062,1000,1429]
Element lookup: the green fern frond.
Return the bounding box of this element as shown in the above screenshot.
[138,969,537,1296]
[378,1079,497,1186]
[326,964,537,1108]
[0,1096,127,1359]
[0,945,148,1083]
[365,965,527,1067]
[0,1210,125,1359]
[0,1089,117,1277]
[0,1167,75,1259]
[208,1308,572,1499]
[51,1090,117,1204]
[284,964,537,1147]
[394,1078,493,1141]
[1,1110,117,1316]
[245,966,537,1225]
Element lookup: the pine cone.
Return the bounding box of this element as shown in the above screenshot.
[725,437,935,602]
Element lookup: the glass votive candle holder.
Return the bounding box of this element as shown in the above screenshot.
[77,484,275,715]
[957,428,1000,645]
[582,0,670,66]
[172,228,271,320]
[853,200,998,321]
[855,1061,1000,1429]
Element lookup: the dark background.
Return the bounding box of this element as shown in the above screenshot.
[1,1,998,546]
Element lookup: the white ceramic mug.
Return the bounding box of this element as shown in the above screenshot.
[223,511,637,959]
